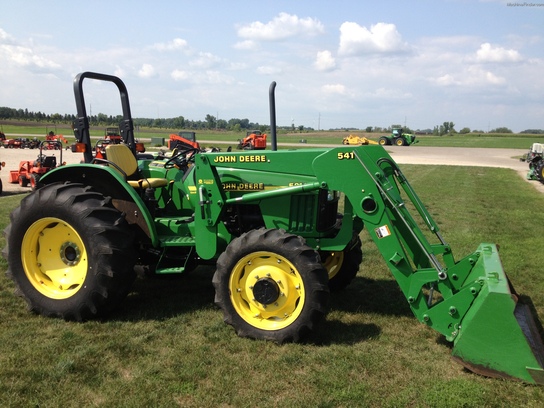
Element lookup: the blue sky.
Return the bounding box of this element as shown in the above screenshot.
[1,0,543,132]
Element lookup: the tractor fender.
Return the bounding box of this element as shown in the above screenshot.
[40,164,159,246]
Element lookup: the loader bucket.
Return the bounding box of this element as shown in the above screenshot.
[451,244,544,384]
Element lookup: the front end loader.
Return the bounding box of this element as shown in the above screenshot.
[3,72,544,384]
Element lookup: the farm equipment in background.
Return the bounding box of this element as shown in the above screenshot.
[168,131,200,150]
[342,135,379,145]
[3,72,544,385]
[0,158,4,194]
[522,143,544,183]
[45,130,68,147]
[379,127,417,146]
[8,140,63,189]
[104,127,122,144]
[237,130,267,150]
[1,136,40,149]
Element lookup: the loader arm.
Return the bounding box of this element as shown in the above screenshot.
[311,145,544,384]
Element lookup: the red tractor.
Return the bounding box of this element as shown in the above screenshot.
[45,130,68,147]
[104,127,122,144]
[168,131,199,150]
[9,141,63,189]
[237,130,267,150]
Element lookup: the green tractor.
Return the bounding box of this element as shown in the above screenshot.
[379,127,417,146]
[3,72,544,384]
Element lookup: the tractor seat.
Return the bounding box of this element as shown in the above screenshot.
[105,144,168,189]
[43,156,56,168]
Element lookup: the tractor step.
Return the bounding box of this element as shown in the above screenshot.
[159,235,196,247]
[155,266,185,274]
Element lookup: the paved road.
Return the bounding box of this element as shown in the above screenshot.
[1,144,540,195]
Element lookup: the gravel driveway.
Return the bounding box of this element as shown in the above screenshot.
[0,145,540,195]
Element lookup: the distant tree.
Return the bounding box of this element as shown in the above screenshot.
[459,127,471,134]
[205,114,216,129]
[172,116,185,129]
[365,126,373,132]
[489,127,512,133]
[520,129,544,134]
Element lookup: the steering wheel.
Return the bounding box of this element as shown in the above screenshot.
[164,147,201,170]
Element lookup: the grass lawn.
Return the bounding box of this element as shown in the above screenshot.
[1,163,544,407]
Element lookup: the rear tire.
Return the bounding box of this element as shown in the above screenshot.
[213,228,329,343]
[3,182,136,320]
[379,137,390,145]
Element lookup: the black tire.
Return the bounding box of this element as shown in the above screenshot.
[19,175,29,187]
[213,228,329,343]
[2,182,136,321]
[321,234,363,291]
[0,178,3,195]
[30,174,41,190]
[395,137,407,146]
[536,161,544,183]
[379,137,391,146]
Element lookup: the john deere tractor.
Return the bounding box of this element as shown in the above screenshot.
[3,72,544,384]
[379,127,417,146]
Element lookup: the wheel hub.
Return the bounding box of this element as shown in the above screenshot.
[252,277,280,305]
[60,241,81,266]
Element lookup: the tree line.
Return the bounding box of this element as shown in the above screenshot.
[1,106,542,134]
[0,106,269,132]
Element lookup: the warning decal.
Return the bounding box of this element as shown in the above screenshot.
[375,225,391,239]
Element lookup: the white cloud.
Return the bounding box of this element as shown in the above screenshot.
[431,66,506,87]
[315,50,336,71]
[0,44,60,70]
[237,12,324,41]
[150,38,188,52]
[170,69,233,85]
[257,66,282,75]
[0,28,15,43]
[189,52,222,69]
[338,22,410,55]
[322,84,346,95]
[171,69,189,81]
[138,63,156,78]
[233,40,258,50]
[476,42,521,62]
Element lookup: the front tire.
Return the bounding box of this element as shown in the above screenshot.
[536,161,544,183]
[3,182,136,320]
[321,234,363,291]
[213,228,329,343]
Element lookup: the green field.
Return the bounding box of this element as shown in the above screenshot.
[2,122,543,150]
[1,163,544,407]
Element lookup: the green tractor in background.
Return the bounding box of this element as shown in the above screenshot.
[2,72,544,385]
[379,127,417,146]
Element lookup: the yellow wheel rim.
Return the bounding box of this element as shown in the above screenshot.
[229,251,305,331]
[21,217,88,299]
[379,139,386,145]
[395,139,404,146]
[323,251,344,280]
